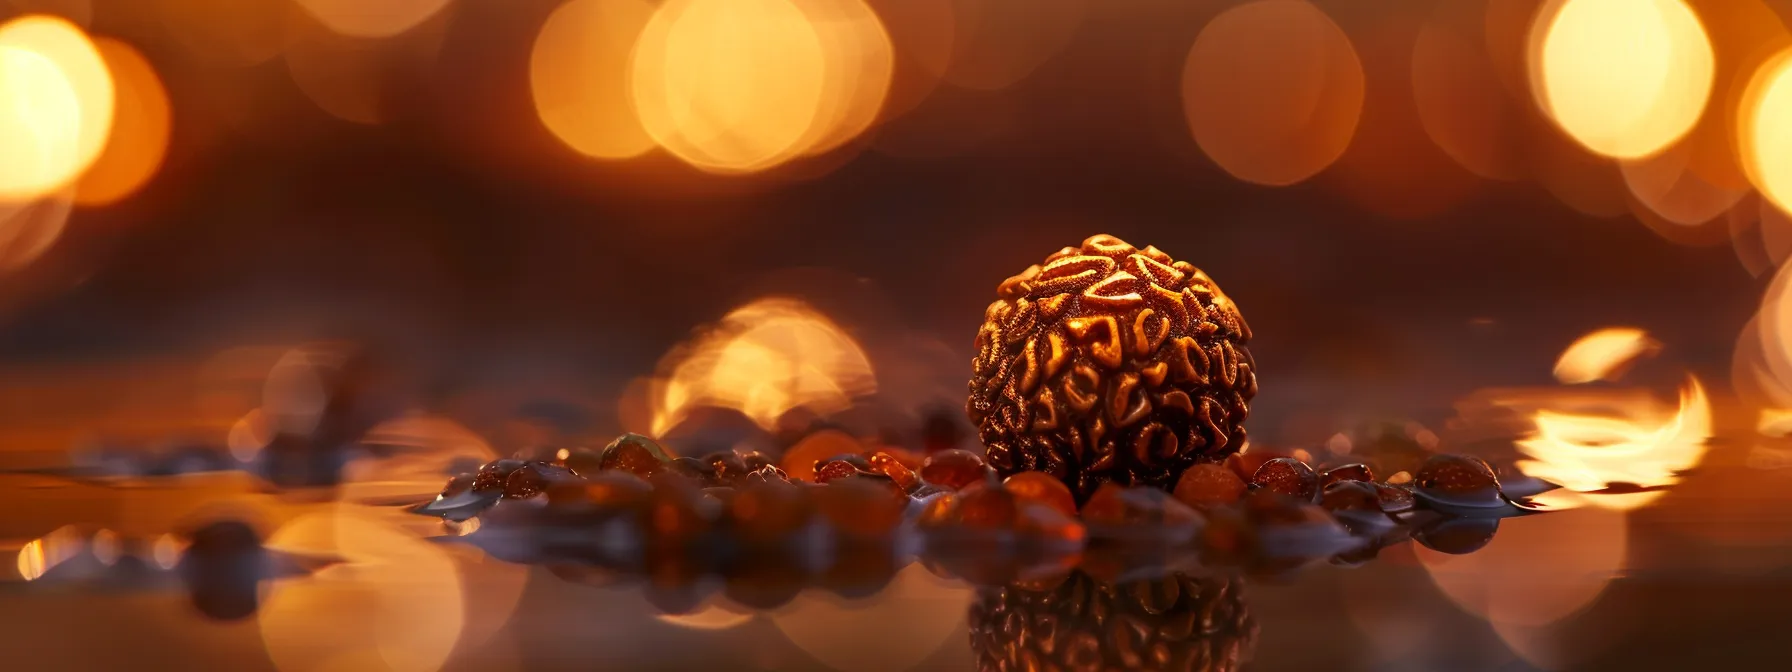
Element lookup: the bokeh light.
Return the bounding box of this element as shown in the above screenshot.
[1418,503,1627,626]
[261,505,465,672]
[285,31,387,125]
[631,0,828,174]
[865,0,953,117]
[937,0,1085,92]
[650,297,876,436]
[0,191,74,271]
[1553,327,1660,384]
[530,0,657,161]
[156,0,300,68]
[789,0,894,157]
[1180,0,1363,186]
[292,0,452,39]
[1741,47,1792,214]
[1532,0,1715,159]
[769,563,972,672]
[1516,376,1711,509]
[1411,0,1525,181]
[74,38,171,207]
[1619,136,1746,228]
[6,0,89,26]
[0,15,112,201]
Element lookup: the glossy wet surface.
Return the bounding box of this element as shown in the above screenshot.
[3,455,1791,672]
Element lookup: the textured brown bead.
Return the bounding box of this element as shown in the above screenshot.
[598,433,674,480]
[1413,454,1504,508]
[503,462,575,499]
[966,235,1257,504]
[1172,463,1247,509]
[968,570,1257,672]
[1320,463,1374,488]
[471,458,525,492]
[1250,458,1319,501]
[813,459,863,484]
[1002,471,1079,519]
[779,430,861,482]
[920,449,992,490]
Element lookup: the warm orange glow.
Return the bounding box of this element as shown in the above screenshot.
[631,0,828,173]
[285,31,386,125]
[90,528,119,566]
[1417,503,1627,627]
[1552,327,1661,384]
[1532,0,1714,158]
[0,15,112,200]
[75,38,171,206]
[530,0,657,161]
[790,0,894,157]
[1411,1,1525,181]
[153,533,186,569]
[1515,376,1711,509]
[1181,0,1363,186]
[1620,137,1746,228]
[343,414,498,500]
[937,0,1085,91]
[651,298,875,436]
[156,0,298,68]
[261,505,465,672]
[655,599,756,630]
[292,0,451,39]
[769,562,972,671]
[0,192,73,271]
[15,539,44,581]
[1740,48,1792,213]
[227,408,273,463]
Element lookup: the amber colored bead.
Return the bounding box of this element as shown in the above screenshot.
[1082,483,1203,530]
[471,458,525,492]
[704,451,751,485]
[916,492,960,529]
[780,430,861,482]
[1319,480,1381,512]
[1376,483,1415,513]
[814,459,864,484]
[1224,451,1288,483]
[1015,502,1086,546]
[1002,471,1078,519]
[1321,463,1374,488]
[954,481,1021,530]
[867,451,920,493]
[1415,517,1499,555]
[815,477,907,538]
[1172,463,1248,509]
[598,434,674,480]
[876,446,925,471]
[919,449,991,491]
[728,480,814,544]
[1414,454,1505,508]
[441,473,475,498]
[504,462,575,499]
[1250,458,1319,502]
